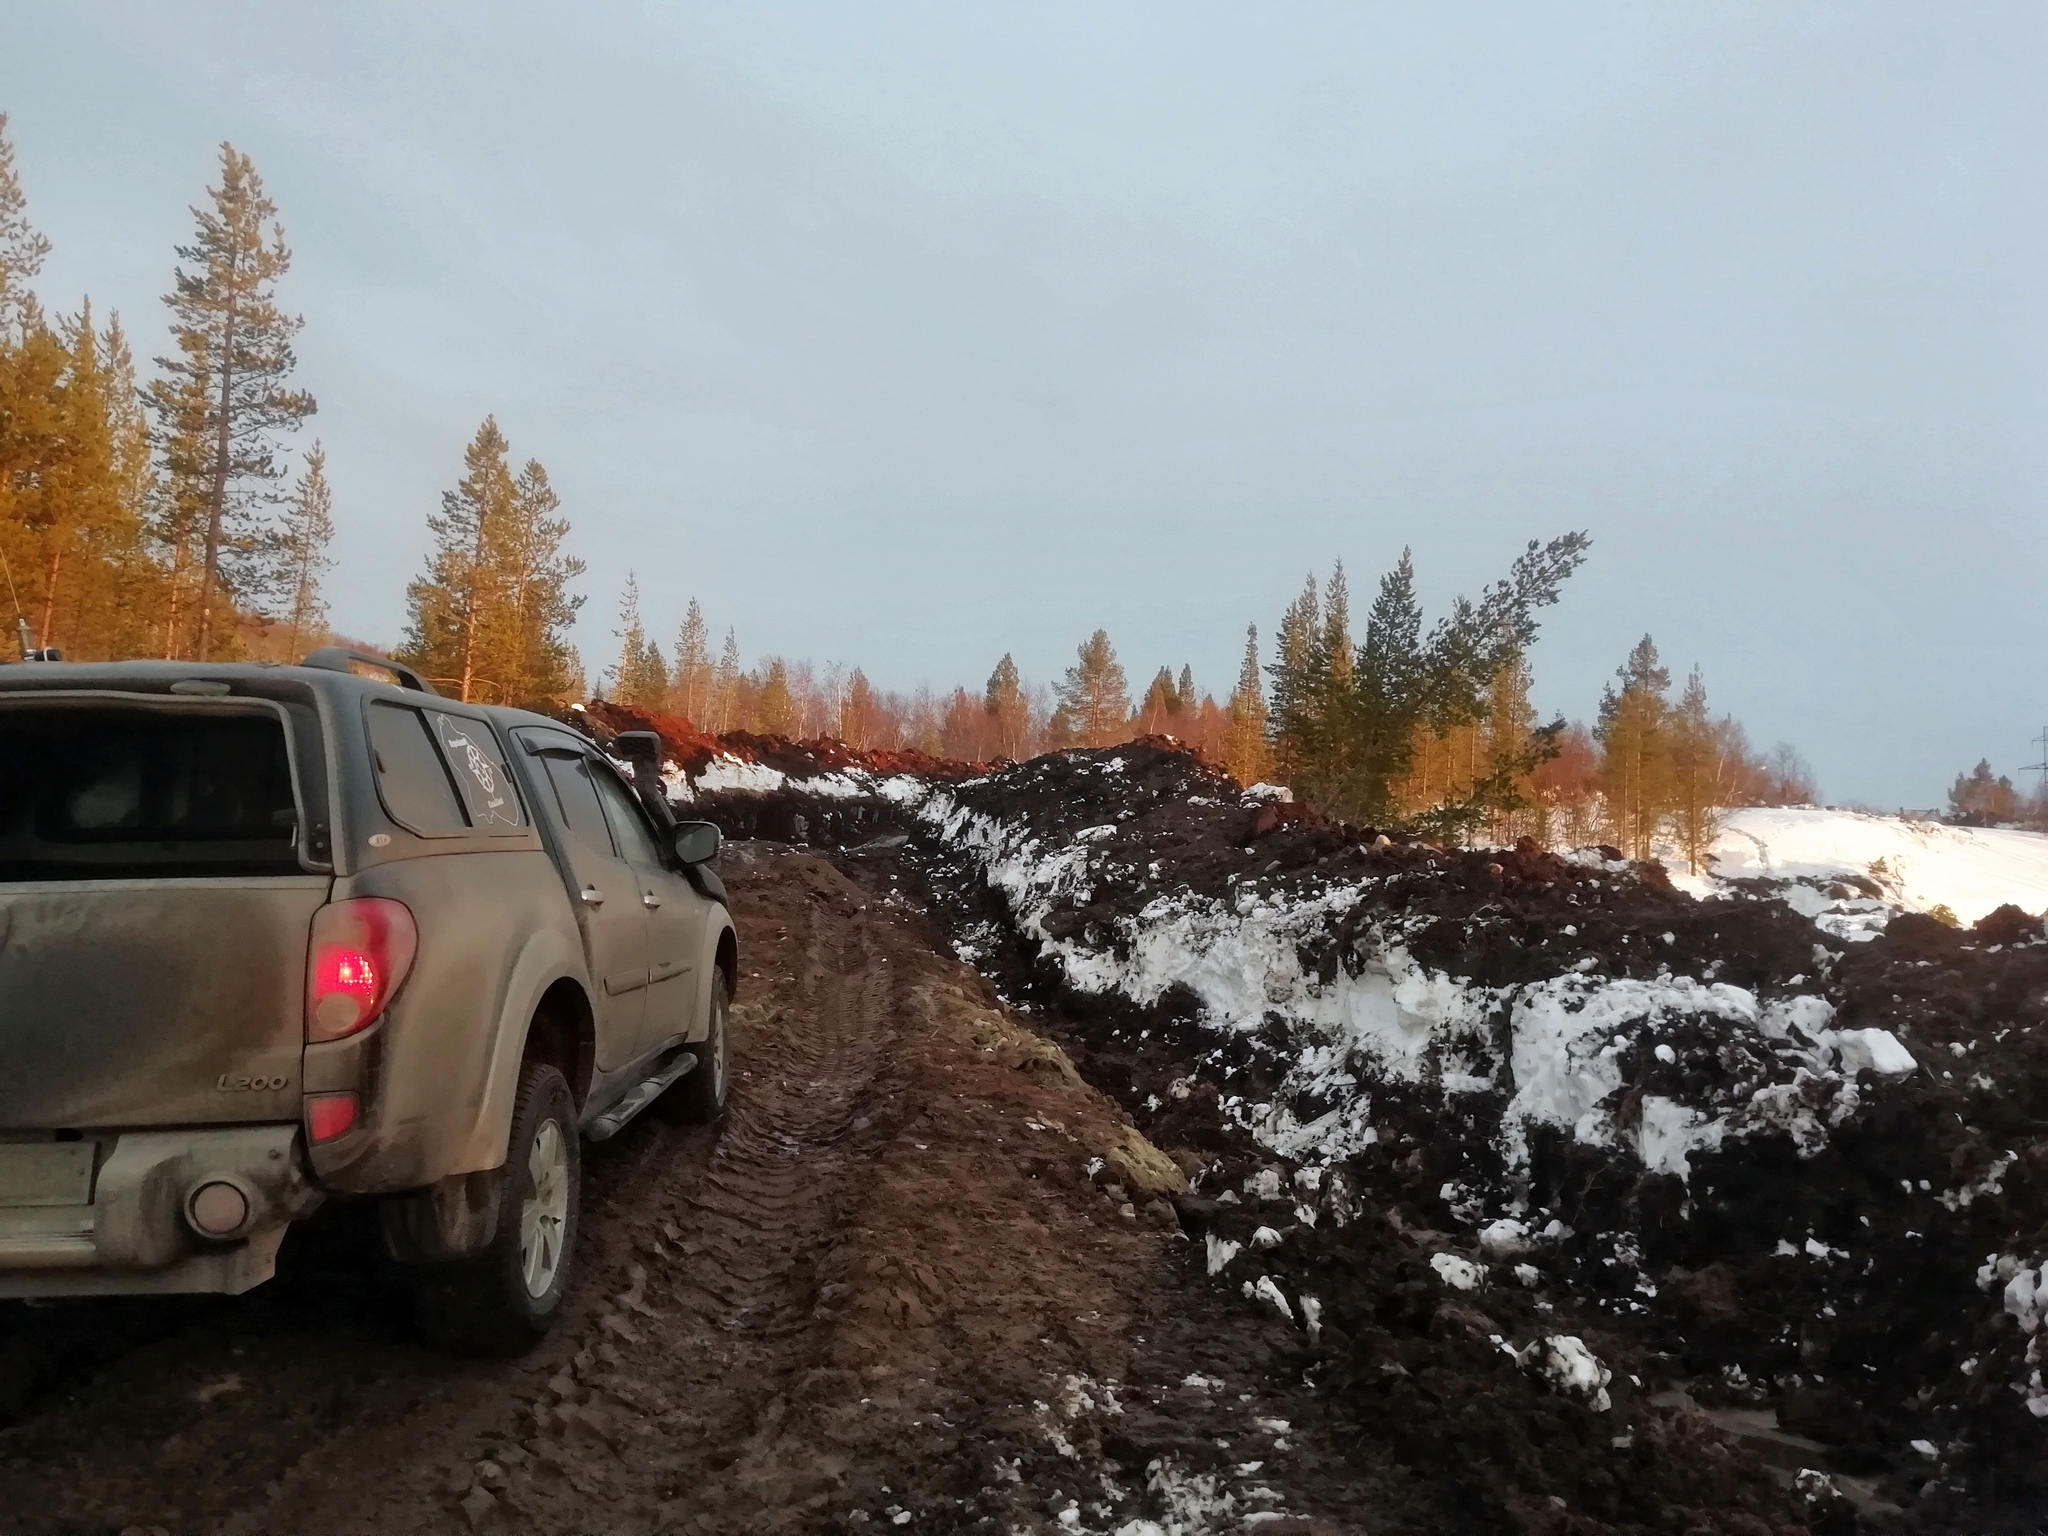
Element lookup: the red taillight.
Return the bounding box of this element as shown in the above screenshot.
[305,1091,360,1142]
[306,897,417,1041]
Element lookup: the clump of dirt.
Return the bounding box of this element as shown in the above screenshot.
[809,743,2048,1534]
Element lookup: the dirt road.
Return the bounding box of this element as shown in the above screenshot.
[0,850,1392,1535]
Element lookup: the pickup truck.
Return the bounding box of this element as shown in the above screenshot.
[0,649,736,1353]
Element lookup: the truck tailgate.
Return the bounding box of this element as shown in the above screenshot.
[0,877,333,1129]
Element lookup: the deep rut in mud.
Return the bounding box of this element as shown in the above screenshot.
[0,849,1394,1536]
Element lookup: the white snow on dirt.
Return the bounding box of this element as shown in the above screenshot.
[892,784,1917,1212]
[1663,807,2048,927]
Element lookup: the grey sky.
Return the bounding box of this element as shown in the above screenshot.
[7,2,2042,805]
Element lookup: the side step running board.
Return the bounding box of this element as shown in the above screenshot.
[583,1052,697,1142]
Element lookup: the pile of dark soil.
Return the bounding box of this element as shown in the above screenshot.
[818,745,2048,1535]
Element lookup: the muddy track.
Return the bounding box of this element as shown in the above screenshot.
[678,920,892,1342]
[0,851,1398,1535]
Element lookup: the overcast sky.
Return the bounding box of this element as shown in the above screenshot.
[8,2,2044,805]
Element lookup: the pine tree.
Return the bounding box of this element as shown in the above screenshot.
[1224,624,1270,786]
[984,653,1028,759]
[1950,760,2021,825]
[672,598,711,724]
[146,145,316,659]
[274,442,334,659]
[1057,629,1129,747]
[1668,666,1724,873]
[0,114,50,340]
[1597,634,1674,858]
[713,629,741,732]
[1177,664,1196,714]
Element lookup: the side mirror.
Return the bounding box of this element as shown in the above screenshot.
[673,821,721,866]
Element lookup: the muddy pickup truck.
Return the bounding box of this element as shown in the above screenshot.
[0,649,735,1353]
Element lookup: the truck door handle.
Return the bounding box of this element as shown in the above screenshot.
[642,892,662,909]
[580,885,604,906]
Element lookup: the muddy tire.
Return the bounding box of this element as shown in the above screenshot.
[660,970,731,1123]
[412,1060,580,1356]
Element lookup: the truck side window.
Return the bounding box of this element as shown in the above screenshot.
[427,712,526,831]
[591,768,666,869]
[365,702,466,836]
[540,755,618,859]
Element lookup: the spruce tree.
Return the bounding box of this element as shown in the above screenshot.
[714,629,741,732]
[274,442,334,659]
[1224,624,1270,786]
[500,458,583,705]
[147,145,316,659]
[1597,634,1674,858]
[1138,666,1179,734]
[609,573,648,703]
[1350,549,1426,822]
[1176,664,1196,714]
[400,418,514,700]
[672,598,711,723]
[1057,629,1129,747]
[1265,574,1321,777]
[984,653,1027,759]
[756,660,796,738]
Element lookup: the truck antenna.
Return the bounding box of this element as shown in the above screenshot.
[0,544,33,662]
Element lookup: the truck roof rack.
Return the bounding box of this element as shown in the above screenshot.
[299,647,440,696]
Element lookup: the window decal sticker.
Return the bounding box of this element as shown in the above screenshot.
[430,713,525,829]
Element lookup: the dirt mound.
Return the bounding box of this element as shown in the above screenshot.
[817,742,2048,1533]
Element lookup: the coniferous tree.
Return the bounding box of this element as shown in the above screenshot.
[147,145,315,659]
[984,653,1028,759]
[400,418,514,700]
[499,458,583,705]
[1265,574,1321,778]
[713,629,741,732]
[1057,629,1129,747]
[841,668,879,748]
[608,573,667,706]
[671,598,711,724]
[399,421,583,706]
[1668,666,1725,873]
[1224,624,1270,786]
[1137,666,1180,734]
[1597,634,1674,858]
[1177,664,1196,716]
[1950,760,2021,825]
[274,443,334,660]
[0,114,49,340]
[1348,549,1427,823]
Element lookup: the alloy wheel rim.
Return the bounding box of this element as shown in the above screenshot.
[521,1118,569,1298]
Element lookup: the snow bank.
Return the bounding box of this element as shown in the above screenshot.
[1665,807,2048,927]
[895,781,1912,1196]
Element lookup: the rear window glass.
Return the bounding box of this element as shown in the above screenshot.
[0,705,304,880]
[365,702,465,835]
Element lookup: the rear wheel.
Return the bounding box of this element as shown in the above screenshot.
[660,970,731,1123]
[413,1060,580,1355]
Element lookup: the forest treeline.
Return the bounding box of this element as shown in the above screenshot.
[1,117,1825,860]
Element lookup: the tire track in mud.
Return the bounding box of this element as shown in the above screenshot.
[675,920,892,1340]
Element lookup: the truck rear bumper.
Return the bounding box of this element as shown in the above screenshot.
[0,1125,322,1298]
